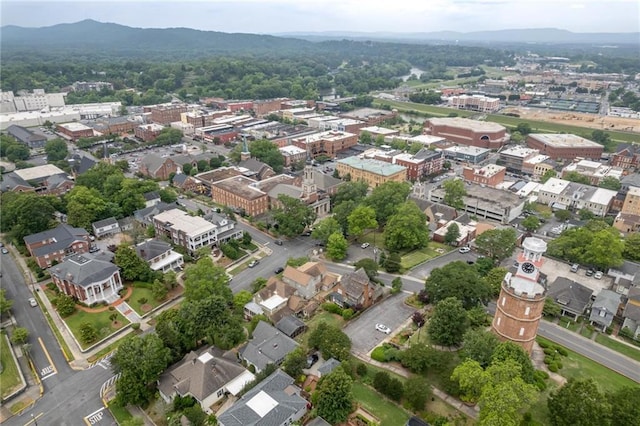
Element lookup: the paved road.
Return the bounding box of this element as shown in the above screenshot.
[343,293,416,355]
[408,249,481,281]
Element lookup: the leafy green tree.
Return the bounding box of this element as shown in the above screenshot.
[311,217,342,244]
[0,192,56,241]
[608,386,640,426]
[44,138,69,161]
[547,223,624,270]
[79,322,98,344]
[425,261,490,309]
[183,257,232,303]
[475,228,517,262]
[483,267,508,297]
[547,379,611,426]
[578,208,595,221]
[273,194,316,238]
[6,143,30,162]
[623,233,640,261]
[543,297,562,318]
[391,277,403,294]
[599,176,621,191]
[428,297,468,346]
[540,169,557,183]
[364,181,411,224]
[461,329,499,367]
[326,231,348,261]
[151,278,169,301]
[66,186,108,230]
[384,252,402,273]
[353,258,378,280]
[55,294,76,317]
[233,290,253,311]
[75,162,124,194]
[516,123,532,135]
[347,205,377,239]
[11,327,29,344]
[442,179,466,210]
[554,209,572,221]
[249,139,284,173]
[404,376,430,411]
[114,245,154,282]
[331,181,368,209]
[0,289,14,315]
[282,346,308,379]
[400,343,441,373]
[444,222,461,245]
[308,322,352,361]
[360,131,372,144]
[563,171,591,185]
[312,366,353,425]
[521,215,541,231]
[491,341,535,384]
[112,334,172,406]
[451,358,485,402]
[384,201,429,252]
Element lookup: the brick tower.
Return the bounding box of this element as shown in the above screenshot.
[492,237,547,354]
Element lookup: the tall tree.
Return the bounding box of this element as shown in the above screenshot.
[483,267,508,297]
[0,192,55,241]
[347,205,377,239]
[428,297,468,346]
[364,181,411,224]
[272,194,316,238]
[312,366,354,425]
[308,322,352,361]
[331,180,368,208]
[404,376,431,411]
[384,201,429,252]
[444,222,461,245]
[249,139,284,173]
[311,217,342,244]
[114,245,154,282]
[112,334,172,406]
[0,289,14,315]
[425,261,490,309]
[44,138,69,162]
[326,231,348,261]
[623,233,640,262]
[282,346,308,379]
[547,379,611,426]
[540,169,557,183]
[475,228,517,262]
[608,386,640,426]
[442,179,466,210]
[599,176,621,191]
[461,329,500,368]
[66,186,108,230]
[490,341,535,384]
[521,215,541,231]
[182,257,232,303]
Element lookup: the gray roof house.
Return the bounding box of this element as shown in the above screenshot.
[548,277,594,320]
[158,347,255,415]
[306,418,332,426]
[6,124,47,148]
[135,239,184,272]
[49,254,123,304]
[217,370,307,426]
[133,202,175,227]
[143,191,161,207]
[239,321,298,373]
[24,224,91,268]
[317,358,341,377]
[589,290,622,331]
[275,315,306,339]
[92,217,120,238]
[622,287,640,339]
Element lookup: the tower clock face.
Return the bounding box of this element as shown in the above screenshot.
[521,262,535,274]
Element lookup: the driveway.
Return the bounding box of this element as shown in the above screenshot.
[343,293,415,356]
[408,249,480,280]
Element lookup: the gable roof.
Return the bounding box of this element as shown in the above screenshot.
[306,418,332,426]
[133,202,175,225]
[282,265,313,288]
[317,358,341,376]
[7,125,47,145]
[49,254,119,287]
[92,217,118,229]
[143,191,161,201]
[240,321,298,371]
[341,268,372,299]
[623,287,640,322]
[135,239,172,261]
[24,224,89,257]
[69,153,97,175]
[141,153,169,174]
[591,290,621,314]
[548,277,593,315]
[275,315,306,337]
[158,347,252,403]
[218,370,306,426]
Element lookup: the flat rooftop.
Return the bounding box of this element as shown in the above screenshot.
[500,146,539,158]
[341,108,394,120]
[432,183,523,210]
[154,208,216,236]
[528,133,602,148]
[14,164,67,181]
[212,176,265,200]
[360,126,398,135]
[443,145,491,156]
[428,117,505,133]
[338,156,406,176]
[279,145,306,155]
[58,122,93,131]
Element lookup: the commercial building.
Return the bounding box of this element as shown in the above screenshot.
[614,186,640,233]
[291,130,358,159]
[340,107,397,126]
[536,177,616,217]
[279,145,307,167]
[336,156,406,188]
[526,133,603,161]
[424,117,509,149]
[499,146,540,173]
[448,94,501,112]
[462,164,506,187]
[1,164,74,195]
[561,159,623,186]
[150,104,188,125]
[6,124,47,148]
[385,134,446,148]
[442,145,491,164]
[0,89,65,113]
[153,208,242,254]
[492,237,548,354]
[211,176,270,216]
[71,81,114,92]
[359,126,400,139]
[318,118,365,134]
[56,122,94,141]
[50,254,123,304]
[135,123,165,142]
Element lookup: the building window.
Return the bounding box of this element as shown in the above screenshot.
[519,327,525,336]
[524,306,530,316]
[496,317,501,326]
[501,297,506,306]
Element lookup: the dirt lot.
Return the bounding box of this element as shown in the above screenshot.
[502,106,640,133]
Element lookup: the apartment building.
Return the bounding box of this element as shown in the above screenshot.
[279,145,307,167]
[291,130,358,159]
[153,208,241,254]
[135,123,165,142]
[425,117,509,149]
[561,159,623,186]
[443,145,491,164]
[499,146,540,173]
[526,133,603,161]
[614,186,640,233]
[610,143,640,171]
[211,176,270,216]
[336,156,406,188]
[537,177,616,217]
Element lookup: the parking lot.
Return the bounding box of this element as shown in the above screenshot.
[343,292,415,356]
[538,256,613,294]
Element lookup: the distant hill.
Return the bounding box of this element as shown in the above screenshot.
[0,19,314,57]
[276,28,640,45]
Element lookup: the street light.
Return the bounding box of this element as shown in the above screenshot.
[31,413,38,426]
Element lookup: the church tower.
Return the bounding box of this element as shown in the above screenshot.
[492,237,547,354]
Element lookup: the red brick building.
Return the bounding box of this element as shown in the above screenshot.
[150,104,188,124]
[610,144,640,171]
[291,131,358,159]
[253,98,290,117]
[462,164,506,187]
[135,123,165,142]
[340,108,397,126]
[211,176,270,216]
[24,224,91,268]
[526,133,603,161]
[139,153,178,180]
[56,122,94,141]
[424,117,509,149]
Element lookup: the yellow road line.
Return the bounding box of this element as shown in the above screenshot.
[22,412,43,426]
[38,337,57,374]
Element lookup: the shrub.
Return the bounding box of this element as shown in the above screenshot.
[543,348,554,355]
[548,363,559,372]
[356,363,368,377]
[543,356,553,365]
[371,346,387,362]
[321,302,343,315]
[341,308,354,320]
[131,323,140,331]
[373,371,390,393]
[556,347,568,357]
[385,377,404,401]
[137,297,148,305]
[538,340,550,349]
[55,294,77,317]
[605,326,613,335]
[555,361,563,369]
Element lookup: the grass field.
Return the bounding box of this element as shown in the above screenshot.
[352,382,411,426]
[127,284,162,316]
[64,309,128,349]
[594,334,640,363]
[373,99,639,144]
[537,336,638,393]
[400,242,452,271]
[0,333,23,399]
[108,401,133,424]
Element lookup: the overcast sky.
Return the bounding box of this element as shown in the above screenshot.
[2,0,638,34]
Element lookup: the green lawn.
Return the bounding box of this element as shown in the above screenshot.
[537,336,638,393]
[352,382,411,426]
[64,309,128,350]
[0,333,23,399]
[400,243,452,271]
[127,284,162,316]
[108,401,133,424]
[594,334,640,363]
[300,311,345,346]
[358,231,386,249]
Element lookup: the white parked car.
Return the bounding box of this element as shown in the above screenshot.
[375,323,391,334]
[458,247,471,254]
[28,298,38,308]
[361,243,370,249]
[594,271,604,280]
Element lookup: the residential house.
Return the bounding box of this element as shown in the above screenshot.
[217,370,307,426]
[281,261,339,300]
[536,178,617,218]
[561,159,623,186]
[331,268,382,309]
[547,277,594,320]
[589,290,621,331]
[432,215,477,246]
[275,315,307,339]
[157,347,255,414]
[307,418,332,426]
[622,286,640,339]
[135,239,184,273]
[49,254,123,304]
[92,217,120,239]
[317,358,341,377]
[133,202,175,227]
[239,321,298,373]
[139,153,178,180]
[24,224,91,268]
[143,191,161,208]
